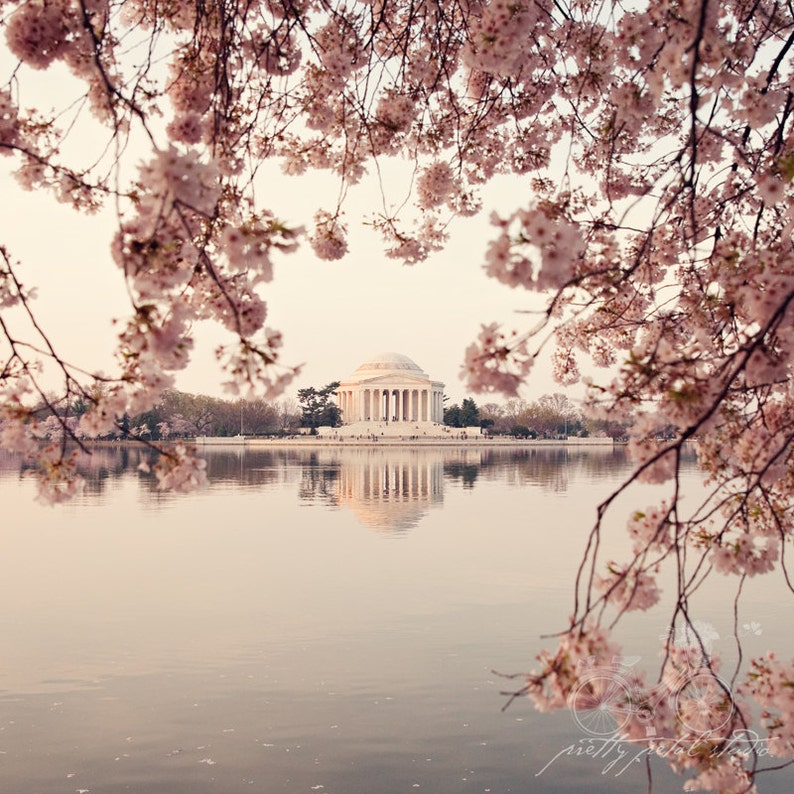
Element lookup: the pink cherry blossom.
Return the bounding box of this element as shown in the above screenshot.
[596,564,661,612]
[309,210,348,260]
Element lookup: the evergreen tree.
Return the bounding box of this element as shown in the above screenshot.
[443,403,461,427]
[459,398,480,427]
[298,382,341,428]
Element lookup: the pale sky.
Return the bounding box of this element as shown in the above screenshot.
[1,157,569,407]
[0,56,573,409]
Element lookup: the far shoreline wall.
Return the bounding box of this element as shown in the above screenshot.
[193,436,619,448]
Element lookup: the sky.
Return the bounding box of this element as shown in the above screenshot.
[0,54,575,410]
[1,155,570,407]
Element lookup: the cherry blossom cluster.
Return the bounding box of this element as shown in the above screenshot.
[222,212,302,279]
[371,215,448,265]
[5,0,82,70]
[523,621,624,713]
[416,161,458,210]
[374,91,416,133]
[462,0,544,78]
[29,445,87,504]
[461,323,533,396]
[0,88,20,152]
[741,654,794,759]
[520,622,753,791]
[314,19,361,88]
[484,205,584,292]
[595,563,661,612]
[308,210,348,261]
[625,502,672,555]
[709,533,779,578]
[139,442,208,493]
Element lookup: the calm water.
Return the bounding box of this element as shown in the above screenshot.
[1,445,791,793]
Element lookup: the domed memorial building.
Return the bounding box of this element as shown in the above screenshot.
[324,352,447,437]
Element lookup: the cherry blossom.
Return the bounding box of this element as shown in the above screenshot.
[741,653,794,759]
[595,564,661,612]
[308,210,348,261]
[150,441,208,493]
[461,323,533,396]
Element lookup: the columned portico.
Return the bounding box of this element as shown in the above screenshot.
[331,352,446,435]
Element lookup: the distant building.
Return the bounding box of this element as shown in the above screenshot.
[322,352,448,436]
[338,352,444,424]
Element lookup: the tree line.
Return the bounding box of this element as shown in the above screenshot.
[444,394,629,439]
[31,389,303,442]
[28,386,627,442]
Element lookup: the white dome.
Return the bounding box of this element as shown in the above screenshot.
[348,352,430,381]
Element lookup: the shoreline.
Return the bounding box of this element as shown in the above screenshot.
[192,436,620,448]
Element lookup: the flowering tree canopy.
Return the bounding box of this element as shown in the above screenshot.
[2,0,794,789]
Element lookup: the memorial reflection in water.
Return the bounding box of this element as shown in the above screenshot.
[334,448,444,530]
[251,443,626,531]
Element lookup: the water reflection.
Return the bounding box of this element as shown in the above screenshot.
[334,448,444,531]
[1,443,635,527]
[473,445,631,491]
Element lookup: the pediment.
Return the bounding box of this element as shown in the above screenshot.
[356,374,432,387]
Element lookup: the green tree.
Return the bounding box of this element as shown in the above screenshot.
[318,401,342,428]
[443,403,461,427]
[459,398,480,427]
[297,387,322,429]
[298,382,341,429]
